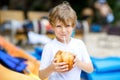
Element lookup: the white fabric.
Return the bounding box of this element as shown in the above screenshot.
[40,38,92,80]
[28,31,51,45]
[32,20,39,33]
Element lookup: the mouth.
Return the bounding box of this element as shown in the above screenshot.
[61,33,67,36]
[61,35,66,38]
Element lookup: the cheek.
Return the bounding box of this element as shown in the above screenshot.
[54,28,59,33]
[54,29,60,36]
[68,28,73,34]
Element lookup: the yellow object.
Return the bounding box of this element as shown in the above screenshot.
[0,64,39,80]
[29,73,41,80]
[25,68,41,80]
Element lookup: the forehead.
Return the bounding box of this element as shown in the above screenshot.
[55,20,72,26]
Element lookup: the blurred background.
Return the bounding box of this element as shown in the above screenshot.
[0,0,120,80]
[0,0,120,57]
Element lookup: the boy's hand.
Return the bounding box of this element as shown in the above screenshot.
[52,58,69,73]
[73,55,80,67]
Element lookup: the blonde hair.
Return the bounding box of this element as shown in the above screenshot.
[49,1,77,27]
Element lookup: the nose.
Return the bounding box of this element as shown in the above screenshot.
[62,27,66,32]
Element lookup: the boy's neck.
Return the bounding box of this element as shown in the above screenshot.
[56,37,71,44]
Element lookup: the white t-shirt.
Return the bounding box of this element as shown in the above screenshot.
[40,37,92,80]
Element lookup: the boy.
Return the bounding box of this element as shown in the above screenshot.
[39,1,94,80]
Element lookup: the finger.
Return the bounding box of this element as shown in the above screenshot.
[58,66,69,72]
[60,64,68,69]
[60,68,69,72]
[58,62,68,66]
[73,62,76,67]
[55,64,69,72]
[53,58,57,62]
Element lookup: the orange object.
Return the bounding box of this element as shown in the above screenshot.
[54,50,75,70]
[0,35,40,76]
[0,64,40,80]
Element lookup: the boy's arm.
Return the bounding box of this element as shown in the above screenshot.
[39,59,69,80]
[78,61,93,73]
[74,58,94,73]
[39,64,54,80]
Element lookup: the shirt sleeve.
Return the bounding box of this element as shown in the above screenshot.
[40,44,53,70]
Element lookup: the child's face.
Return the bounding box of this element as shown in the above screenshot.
[52,21,73,43]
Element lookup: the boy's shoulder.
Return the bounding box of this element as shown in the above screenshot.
[71,38,86,46]
[44,39,55,47]
[72,37,83,43]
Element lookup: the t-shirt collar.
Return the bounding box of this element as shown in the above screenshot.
[54,37,72,46]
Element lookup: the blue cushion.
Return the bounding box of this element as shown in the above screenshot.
[35,47,43,56]
[88,71,120,80]
[91,57,120,72]
[81,70,88,80]
[0,50,27,72]
[29,52,41,60]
